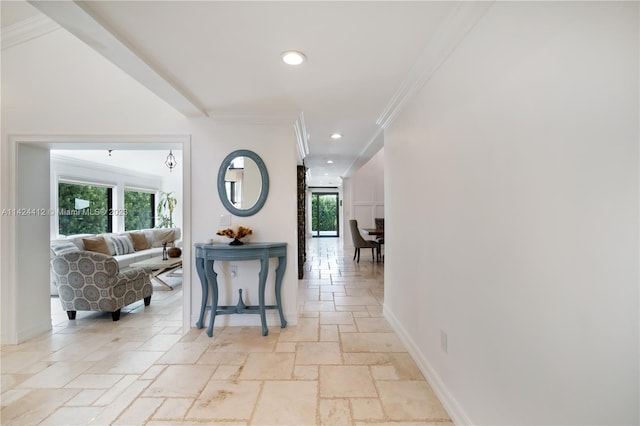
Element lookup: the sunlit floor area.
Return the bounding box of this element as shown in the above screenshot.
[1,238,450,425]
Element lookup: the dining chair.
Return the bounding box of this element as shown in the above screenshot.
[374,217,384,261]
[349,219,380,263]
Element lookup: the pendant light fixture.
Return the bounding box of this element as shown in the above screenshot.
[165,150,177,172]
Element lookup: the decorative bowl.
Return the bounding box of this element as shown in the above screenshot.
[167,247,182,258]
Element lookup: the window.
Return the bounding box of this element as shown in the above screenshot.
[58,182,112,235]
[124,189,155,231]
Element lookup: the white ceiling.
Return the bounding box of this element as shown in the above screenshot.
[52,149,183,178]
[2,1,462,186]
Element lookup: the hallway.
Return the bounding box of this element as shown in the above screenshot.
[1,238,450,425]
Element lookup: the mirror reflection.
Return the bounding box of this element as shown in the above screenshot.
[223,156,262,210]
[218,149,269,217]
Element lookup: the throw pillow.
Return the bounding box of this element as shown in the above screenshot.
[50,241,80,257]
[111,235,134,255]
[151,229,175,247]
[99,234,117,255]
[82,237,111,256]
[129,232,150,251]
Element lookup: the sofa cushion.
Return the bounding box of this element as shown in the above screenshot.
[82,237,111,255]
[149,229,175,247]
[116,247,163,269]
[112,234,135,255]
[129,231,150,251]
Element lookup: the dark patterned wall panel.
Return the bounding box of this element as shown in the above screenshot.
[297,165,307,279]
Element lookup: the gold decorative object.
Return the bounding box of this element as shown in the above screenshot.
[216,226,253,246]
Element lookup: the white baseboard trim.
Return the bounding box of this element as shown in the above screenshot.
[16,320,52,344]
[383,304,473,426]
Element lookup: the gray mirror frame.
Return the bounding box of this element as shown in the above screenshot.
[217,149,269,217]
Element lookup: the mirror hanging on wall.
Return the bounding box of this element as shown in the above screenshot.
[218,150,269,217]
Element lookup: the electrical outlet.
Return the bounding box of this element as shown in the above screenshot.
[440,330,448,353]
[220,214,231,226]
[230,265,238,278]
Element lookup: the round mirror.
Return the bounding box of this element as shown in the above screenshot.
[217,149,269,217]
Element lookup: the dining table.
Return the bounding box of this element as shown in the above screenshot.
[361,228,384,261]
[361,228,384,237]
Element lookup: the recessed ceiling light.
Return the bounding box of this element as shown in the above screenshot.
[281,50,306,65]
[326,160,333,164]
[330,133,342,140]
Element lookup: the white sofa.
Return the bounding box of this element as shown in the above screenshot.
[50,227,181,295]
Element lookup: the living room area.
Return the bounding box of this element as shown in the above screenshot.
[48,147,184,324]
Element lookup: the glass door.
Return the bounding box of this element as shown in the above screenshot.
[311,193,339,237]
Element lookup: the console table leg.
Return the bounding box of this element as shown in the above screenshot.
[258,257,268,336]
[195,257,207,329]
[205,259,219,337]
[275,255,288,328]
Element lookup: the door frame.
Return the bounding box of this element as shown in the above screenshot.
[1,134,191,344]
[310,191,340,238]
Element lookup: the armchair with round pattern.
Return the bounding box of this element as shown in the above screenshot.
[51,251,153,321]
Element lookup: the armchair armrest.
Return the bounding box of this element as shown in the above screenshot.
[51,251,120,282]
[117,267,150,283]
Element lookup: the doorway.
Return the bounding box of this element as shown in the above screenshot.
[3,135,191,344]
[311,192,339,237]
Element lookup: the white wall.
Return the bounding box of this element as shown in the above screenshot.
[15,144,51,342]
[343,147,384,248]
[1,28,190,343]
[384,2,638,425]
[189,118,298,327]
[1,26,299,342]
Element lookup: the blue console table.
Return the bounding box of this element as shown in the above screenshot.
[194,242,287,337]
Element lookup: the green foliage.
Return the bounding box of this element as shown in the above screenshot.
[311,194,338,233]
[125,190,154,231]
[156,191,177,228]
[58,183,110,235]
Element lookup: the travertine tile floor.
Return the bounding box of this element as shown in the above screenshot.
[1,238,451,425]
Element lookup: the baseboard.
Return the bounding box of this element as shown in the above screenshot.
[15,320,52,344]
[383,304,473,426]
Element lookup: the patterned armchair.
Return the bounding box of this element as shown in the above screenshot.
[51,251,153,321]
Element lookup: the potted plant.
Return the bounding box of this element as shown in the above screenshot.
[156,191,177,228]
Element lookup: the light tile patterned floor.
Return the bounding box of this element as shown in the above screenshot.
[1,238,451,425]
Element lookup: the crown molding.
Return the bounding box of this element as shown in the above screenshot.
[1,14,60,50]
[376,1,494,130]
[340,1,493,180]
[342,127,384,179]
[294,112,310,163]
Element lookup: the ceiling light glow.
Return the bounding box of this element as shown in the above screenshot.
[330,133,342,140]
[326,160,333,164]
[281,50,306,65]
